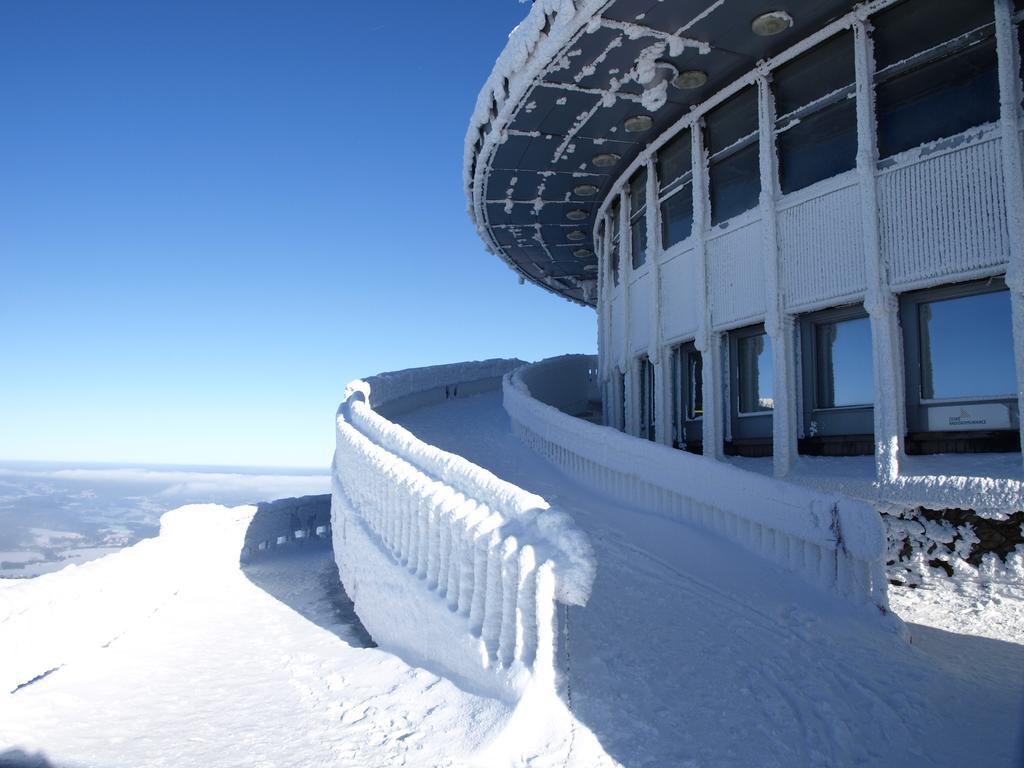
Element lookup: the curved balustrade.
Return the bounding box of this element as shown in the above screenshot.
[331,359,595,701]
[504,355,891,612]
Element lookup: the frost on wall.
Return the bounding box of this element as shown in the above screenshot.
[886,507,1024,587]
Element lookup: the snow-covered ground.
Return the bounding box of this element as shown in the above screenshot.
[397,391,1024,767]
[0,500,510,767]
[2,393,1022,766]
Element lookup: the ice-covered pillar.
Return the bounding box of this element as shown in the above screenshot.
[620,188,636,435]
[854,15,905,484]
[692,120,723,460]
[995,0,1024,470]
[757,72,797,477]
[646,155,673,446]
[598,208,613,426]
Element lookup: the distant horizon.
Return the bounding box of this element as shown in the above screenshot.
[0,457,331,475]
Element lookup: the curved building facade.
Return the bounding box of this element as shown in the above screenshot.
[467,0,1024,492]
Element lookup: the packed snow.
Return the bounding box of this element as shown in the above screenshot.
[396,390,1024,767]
[0,499,512,767]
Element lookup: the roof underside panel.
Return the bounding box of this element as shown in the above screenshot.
[468,0,858,305]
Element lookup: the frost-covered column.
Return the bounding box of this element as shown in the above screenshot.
[757,72,797,477]
[620,188,636,435]
[995,0,1024,469]
[692,121,723,460]
[646,156,672,445]
[854,16,905,484]
[598,209,613,426]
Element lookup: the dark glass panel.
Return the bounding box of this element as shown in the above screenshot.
[629,167,647,213]
[876,38,998,158]
[738,333,774,414]
[660,185,693,249]
[658,129,692,192]
[706,87,758,155]
[918,290,1015,400]
[778,99,857,193]
[709,143,759,225]
[873,0,994,69]
[631,217,647,268]
[815,316,874,408]
[774,31,854,117]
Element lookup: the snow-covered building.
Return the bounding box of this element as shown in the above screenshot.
[465,0,1024,551]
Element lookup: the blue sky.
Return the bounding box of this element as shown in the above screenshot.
[0,1,596,468]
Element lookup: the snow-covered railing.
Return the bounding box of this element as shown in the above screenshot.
[505,355,891,612]
[331,359,595,701]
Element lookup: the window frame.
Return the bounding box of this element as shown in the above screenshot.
[656,128,694,252]
[726,324,773,455]
[628,169,648,270]
[671,341,703,454]
[638,355,656,441]
[797,304,875,454]
[900,277,1020,445]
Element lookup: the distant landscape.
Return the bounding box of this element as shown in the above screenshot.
[0,462,330,578]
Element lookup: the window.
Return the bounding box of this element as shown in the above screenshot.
[639,356,656,441]
[798,307,875,455]
[629,169,648,269]
[737,333,773,414]
[706,87,760,226]
[672,342,703,453]
[727,325,773,456]
[609,198,621,286]
[657,129,693,249]
[901,279,1019,453]
[773,31,856,194]
[873,0,998,159]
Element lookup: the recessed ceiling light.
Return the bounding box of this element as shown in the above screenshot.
[624,115,653,133]
[672,69,708,90]
[751,11,793,36]
[573,184,599,196]
[567,230,587,241]
[566,209,588,221]
[573,248,594,258]
[591,153,620,168]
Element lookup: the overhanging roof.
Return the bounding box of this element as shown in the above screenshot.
[465,0,857,306]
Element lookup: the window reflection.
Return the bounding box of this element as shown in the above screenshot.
[919,290,1015,400]
[815,316,873,408]
[738,333,774,413]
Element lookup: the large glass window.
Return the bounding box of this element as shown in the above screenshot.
[706,87,760,226]
[815,315,874,408]
[629,169,647,269]
[918,290,1015,401]
[873,0,998,159]
[901,279,1019,453]
[773,31,856,194]
[737,332,773,414]
[609,199,621,286]
[657,129,693,249]
[798,307,874,455]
